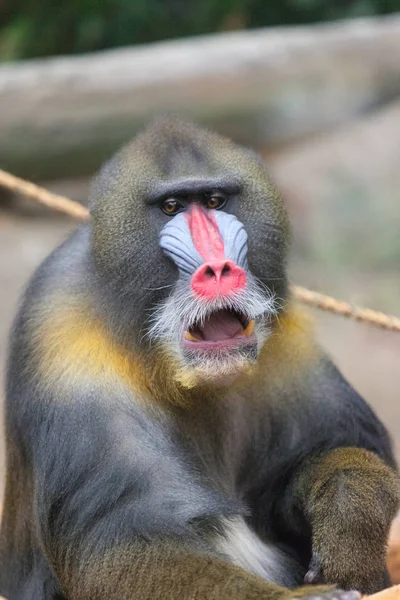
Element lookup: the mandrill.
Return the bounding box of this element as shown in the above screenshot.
[0,118,398,600]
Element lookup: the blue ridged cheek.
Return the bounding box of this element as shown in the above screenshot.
[159,213,203,276]
[159,210,249,275]
[214,211,248,270]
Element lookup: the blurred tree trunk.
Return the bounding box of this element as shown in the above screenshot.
[0,15,400,180]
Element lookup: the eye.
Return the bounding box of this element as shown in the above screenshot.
[162,198,184,216]
[205,191,227,210]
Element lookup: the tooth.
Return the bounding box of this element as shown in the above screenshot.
[185,331,199,342]
[243,320,255,337]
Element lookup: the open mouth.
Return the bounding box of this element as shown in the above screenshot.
[183,309,255,349]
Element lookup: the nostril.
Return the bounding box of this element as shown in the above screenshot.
[204,266,215,279]
[221,263,231,277]
[191,260,247,299]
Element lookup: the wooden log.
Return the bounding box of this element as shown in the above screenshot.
[0,16,400,180]
[367,587,400,600]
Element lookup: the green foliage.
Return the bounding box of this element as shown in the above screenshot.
[0,0,398,60]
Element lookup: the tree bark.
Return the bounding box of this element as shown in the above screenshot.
[0,16,400,180]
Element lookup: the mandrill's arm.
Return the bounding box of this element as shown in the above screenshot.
[294,448,399,594]
[65,541,333,600]
[281,362,400,596]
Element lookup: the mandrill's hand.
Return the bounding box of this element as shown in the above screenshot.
[304,542,391,594]
[304,550,391,593]
[302,448,400,595]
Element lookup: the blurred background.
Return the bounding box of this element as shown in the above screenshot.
[0,0,399,564]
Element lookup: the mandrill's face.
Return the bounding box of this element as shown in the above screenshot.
[151,194,277,382]
[91,119,290,385]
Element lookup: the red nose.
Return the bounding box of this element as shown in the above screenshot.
[191,260,247,300]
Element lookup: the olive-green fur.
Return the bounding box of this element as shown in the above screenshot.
[295,448,400,594]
